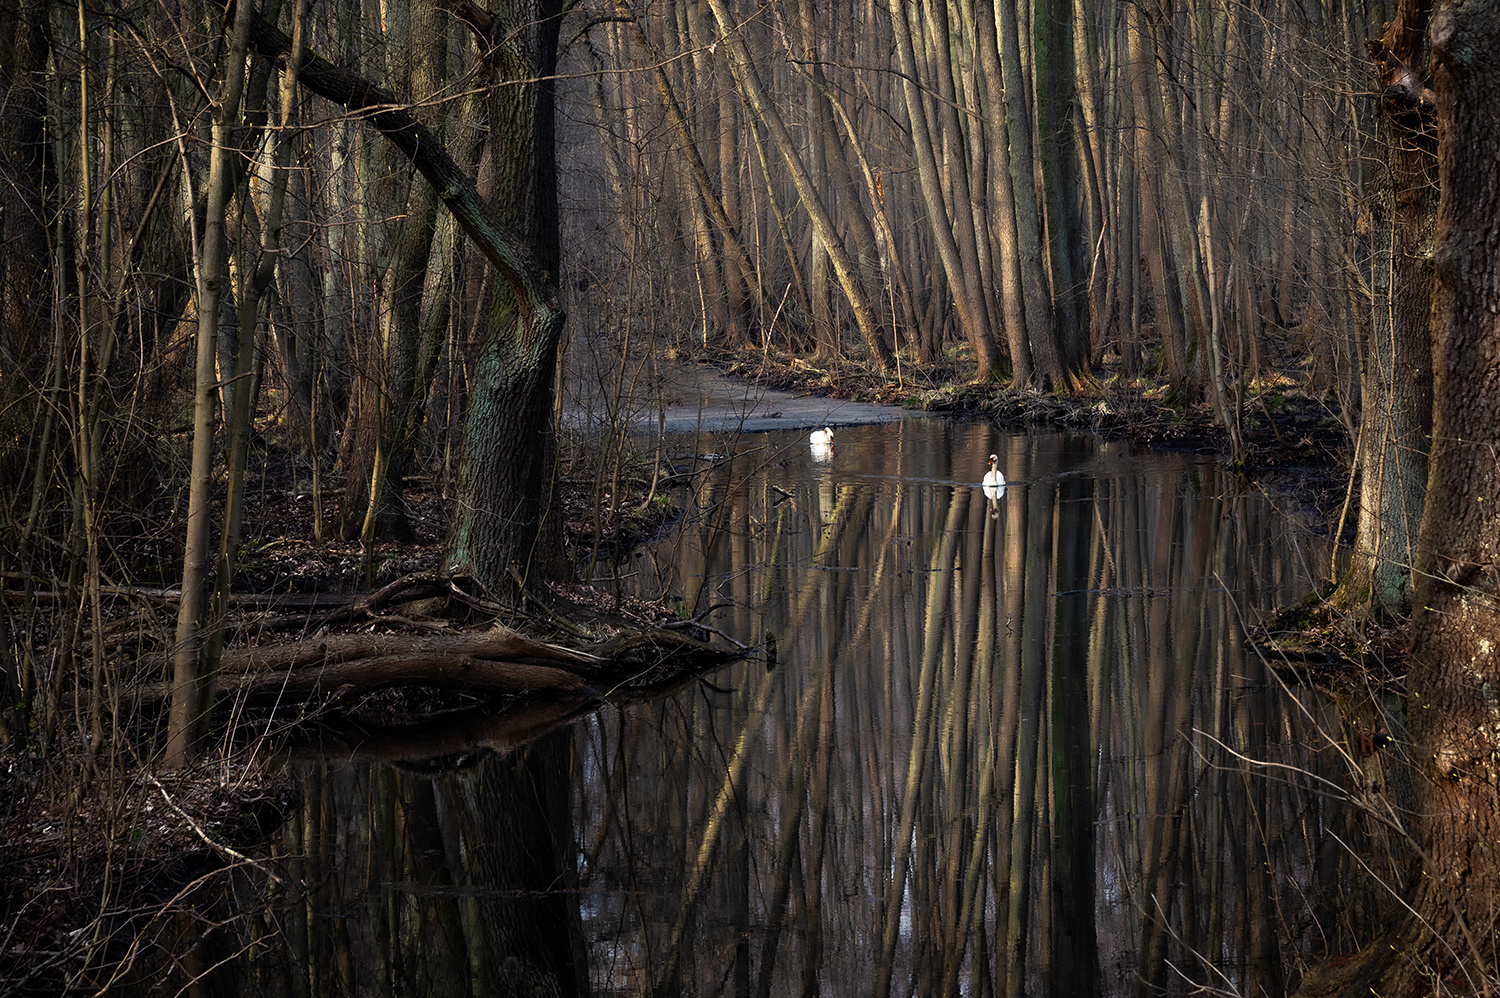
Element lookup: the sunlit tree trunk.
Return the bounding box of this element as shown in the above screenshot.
[616,1,772,324]
[166,0,254,768]
[973,0,1033,383]
[888,0,997,379]
[703,0,894,373]
[1302,2,1500,991]
[1342,7,1435,617]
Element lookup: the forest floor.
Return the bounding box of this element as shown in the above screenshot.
[0,344,1362,993]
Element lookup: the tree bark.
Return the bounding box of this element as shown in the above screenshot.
[245,4,568,595]
[1299,1,1500,992]
[1032,0,1090,382]
[166,0,256,769]
[1341,9,1436,617]
[1403,0,1500,982]
[998,0,1066,387]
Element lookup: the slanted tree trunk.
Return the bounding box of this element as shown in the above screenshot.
[887,0,997,380]
[702,0,895,373]
[246,3,566,596]
[446,0,568,588]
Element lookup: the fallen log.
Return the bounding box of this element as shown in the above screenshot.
[218,624,602,674]
[121,621,743,713]
[134,654,594,709]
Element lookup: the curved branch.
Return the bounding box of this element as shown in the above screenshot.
[243,9,562,329]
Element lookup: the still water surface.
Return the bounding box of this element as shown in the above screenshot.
[252,418,1352,997]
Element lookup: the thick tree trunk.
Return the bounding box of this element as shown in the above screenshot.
[1300,2,1500,993]
[1404,0,1500,981]
[1032,0,1090,382]
[997,0,1066,387]
[246,6,568,596]
[1342,10,1436,617]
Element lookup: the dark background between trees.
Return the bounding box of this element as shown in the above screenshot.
[1,0,1497,991]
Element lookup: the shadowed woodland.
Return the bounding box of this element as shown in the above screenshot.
[2,0,1499,993]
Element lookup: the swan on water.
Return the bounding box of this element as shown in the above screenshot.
[809,427,834,446]
[983,454,1005,490]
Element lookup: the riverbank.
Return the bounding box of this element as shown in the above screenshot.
[681,344,1353,537]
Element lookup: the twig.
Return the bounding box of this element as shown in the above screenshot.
[145,775,284,886]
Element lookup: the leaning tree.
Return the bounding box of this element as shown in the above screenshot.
[167,0,574,765]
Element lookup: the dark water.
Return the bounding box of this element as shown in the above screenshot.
[201,420,1359,997]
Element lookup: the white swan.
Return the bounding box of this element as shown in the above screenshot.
[809,426,834,446]
[982,454,1005,491]
[982,454,1005,515]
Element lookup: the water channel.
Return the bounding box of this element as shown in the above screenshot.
[211,415,1372,997]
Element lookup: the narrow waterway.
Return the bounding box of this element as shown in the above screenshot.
[213,418,1370,997]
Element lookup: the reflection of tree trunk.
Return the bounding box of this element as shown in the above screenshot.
[464,732,582,993]
[942,499,1001,995]
[875,486,969,998]
[1134,499,1203,998]
[1050,474,1097,996]
[992,454,1026,998]
[1003,479,1051,998]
